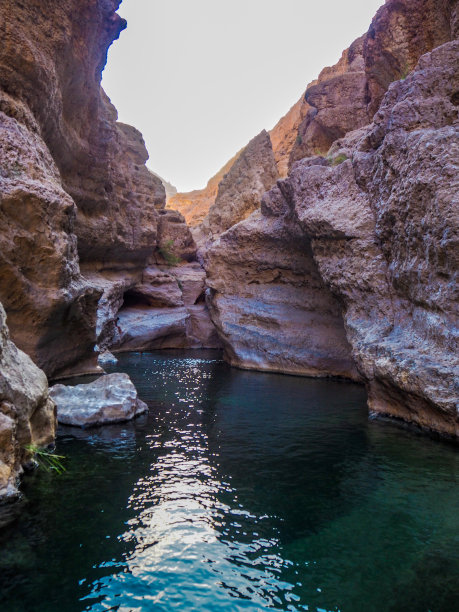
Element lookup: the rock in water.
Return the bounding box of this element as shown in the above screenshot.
[0,303,56,500]
[50,374,147,428]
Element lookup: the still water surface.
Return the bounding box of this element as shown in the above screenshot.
[1,351,458,612]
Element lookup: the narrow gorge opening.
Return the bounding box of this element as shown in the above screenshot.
[0,1,458,611]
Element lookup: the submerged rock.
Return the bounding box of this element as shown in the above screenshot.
[50,373,147,428]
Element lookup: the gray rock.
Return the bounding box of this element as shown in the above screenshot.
[97,351,118,365]
[50,373,147,428]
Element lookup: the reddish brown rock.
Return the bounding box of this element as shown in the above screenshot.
[195,130,279,247]
[166,151,240,226]
[0,0,195,377]
[289,0,459,169]
[155,209,197,263]
[269,95,311,177]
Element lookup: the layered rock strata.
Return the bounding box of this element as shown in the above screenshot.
[204,208,359,379]
[0,0,209,377]
[0,304,55,499]
[111,263,221,352]
[205,39,459,436]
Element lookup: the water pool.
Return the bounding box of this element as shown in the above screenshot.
[1,350,458,611]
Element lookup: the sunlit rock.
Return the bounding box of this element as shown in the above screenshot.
[50,373,147,428]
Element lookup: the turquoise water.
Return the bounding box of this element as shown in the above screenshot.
[1,350,458,612]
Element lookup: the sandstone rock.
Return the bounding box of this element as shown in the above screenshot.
[50,373,147,428]
[273,41,459,436]
[204,209,359,379]
[166,151,241,226]
[196,130,279,245]
[0,303,55,499]
[155,209,197,263]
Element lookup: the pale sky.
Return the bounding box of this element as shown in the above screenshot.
[102,0,384,192]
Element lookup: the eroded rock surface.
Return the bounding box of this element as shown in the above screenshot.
[166,151,241,226]
[195,130,279,247]
[204,205,359,378]
[50,373,147,428]
[211,40,458,435]
[0,0,203,377]
[111,263,221,352]
[0,304,55,499]
[289,0,459,167]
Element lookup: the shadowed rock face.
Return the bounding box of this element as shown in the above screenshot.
[0,0,190,377]
[0,303,55,499]
[204,206,359,379]
[200,0,459,436]
[215,40,458,435]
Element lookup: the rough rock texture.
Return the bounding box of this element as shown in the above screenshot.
[210,40,458,435]
[0,0,158,377]
[269,95,311,177]
[111,263,221,352]
[0,0,207,380]
[74,102,166,270]
[0,103,101,378]
[289,0,459,167]
[155,209,197,263]
[0,304,55,499]
[289,35,371,164]
[50,373,147,428]
[204,204,359,379]
[166,151,241,226]
[195,130,279,247]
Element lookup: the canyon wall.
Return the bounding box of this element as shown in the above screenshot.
[0,0,210,380]
[201,0,459,436]
[0,0,217,498]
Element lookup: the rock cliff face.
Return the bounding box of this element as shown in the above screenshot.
[289,0,459,166]
[204,206,359,379]
[194,130,279,247]
[0,304,55,499]
[280,40,459,435]
[0,0,206,378]
[202,0,459,436]
[166,151,241,226]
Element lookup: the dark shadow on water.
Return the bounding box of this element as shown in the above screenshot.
[1,350,458,612]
